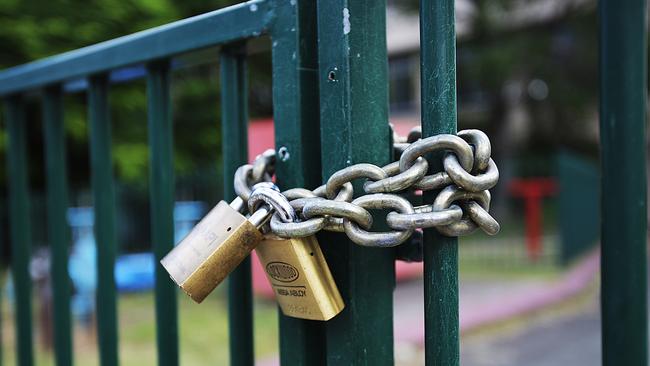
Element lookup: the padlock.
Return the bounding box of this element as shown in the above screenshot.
[256,235,345,321]
[246,187,344,320]
[160,197,269,303]
[161,185,294,303]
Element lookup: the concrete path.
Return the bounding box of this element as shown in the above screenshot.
[394,252,599,345]
[261,254,600,366]
[461,302,601,366]
[395,298,603,366]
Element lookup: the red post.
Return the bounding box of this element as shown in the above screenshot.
[509,178,557,262]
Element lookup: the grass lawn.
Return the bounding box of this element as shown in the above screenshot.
[1,288,279,365]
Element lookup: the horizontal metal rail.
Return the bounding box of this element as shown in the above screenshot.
[0,0,272,96]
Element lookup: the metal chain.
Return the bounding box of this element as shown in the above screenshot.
[234,128,500,247]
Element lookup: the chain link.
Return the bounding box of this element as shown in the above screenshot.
[343,194,415,247]
[234,128,500,247]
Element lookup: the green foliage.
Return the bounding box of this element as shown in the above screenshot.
[0,0,258,193]
[1,0,159,66]
[0,0,273,251]
[171,65,222,178]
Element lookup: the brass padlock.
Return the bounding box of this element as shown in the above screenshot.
[160,197,269,303]
[256,235,344,321]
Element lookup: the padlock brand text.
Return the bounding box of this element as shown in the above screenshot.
[266,262,300,282]
[276,287,307,297]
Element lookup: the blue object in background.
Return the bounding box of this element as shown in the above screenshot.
[173,201,207,243]
[113,201,205,292]
[114,253,155,292]
[67,201,206,305]
[67,207,97,325]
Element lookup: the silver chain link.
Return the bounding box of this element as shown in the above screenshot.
[234,127,500,247]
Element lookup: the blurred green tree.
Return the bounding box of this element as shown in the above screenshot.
[0,0,272,193]
[0,0,273,250]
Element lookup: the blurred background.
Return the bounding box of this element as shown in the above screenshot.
[0,0,638,365]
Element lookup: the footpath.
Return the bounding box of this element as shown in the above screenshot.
[260,251,600,365]
[394,251,599,344]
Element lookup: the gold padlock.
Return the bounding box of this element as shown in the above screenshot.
[256,235,344,321]
[160,197,269,303]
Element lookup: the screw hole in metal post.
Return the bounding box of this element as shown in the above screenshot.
[278,146,290,162]
[328,70,337,81]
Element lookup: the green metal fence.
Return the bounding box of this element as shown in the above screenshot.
[0,0,647,366]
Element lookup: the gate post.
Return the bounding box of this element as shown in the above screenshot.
[317,0,394,364]
[599,0,648,365]
[221,43,254,366]
[420,0,459,365]
[43,85,73,366]
[4,95,35,366]
[88,74,120,366]
[271,1,325,364]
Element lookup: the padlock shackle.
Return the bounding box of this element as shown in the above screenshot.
[230,196,245,213]
[248,187,296,223]
[250,206,272,228]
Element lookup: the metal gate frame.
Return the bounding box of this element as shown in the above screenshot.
[0,0,647,365]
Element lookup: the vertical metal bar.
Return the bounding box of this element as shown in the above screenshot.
[271,1,324,365]
[88,74,119,366]
[4,95,34,366]
[0,264,3,366]
[147,60,179,366]
[43,84,73,366]
[316,0,394,364]
[221,44,254,366]
[420,0,459,365]
[0,272,3,366]
[599,0,648,365]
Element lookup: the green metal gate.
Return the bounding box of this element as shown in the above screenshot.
[0,0,647,365]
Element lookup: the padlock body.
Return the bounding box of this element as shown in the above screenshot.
[256,236,344,321]
[161,201,262,303]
